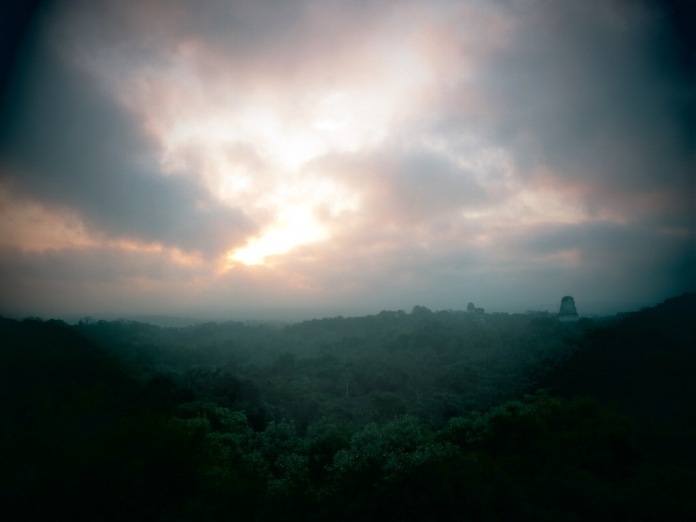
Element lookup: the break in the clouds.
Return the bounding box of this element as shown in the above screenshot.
[0,0,693,318]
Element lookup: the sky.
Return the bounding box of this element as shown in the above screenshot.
[0,0,693,320]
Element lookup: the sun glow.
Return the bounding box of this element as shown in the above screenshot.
[151,87,403,267]
[226,177,359,267]
[114,27,440,267]
[227,206,327,266]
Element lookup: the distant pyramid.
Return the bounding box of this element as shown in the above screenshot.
[558,296,579,321]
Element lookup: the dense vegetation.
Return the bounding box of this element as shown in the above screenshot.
[2,295,695,521]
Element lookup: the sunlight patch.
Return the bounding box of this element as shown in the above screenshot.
[226,206,328,266]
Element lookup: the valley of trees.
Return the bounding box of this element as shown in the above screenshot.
[2,294,695,521]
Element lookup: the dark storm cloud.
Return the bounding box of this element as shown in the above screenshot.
[474,0,694,215]
[0,27,253,254]
[517,220,693,283]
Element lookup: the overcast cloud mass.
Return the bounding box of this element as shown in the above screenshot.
[0,0,693,319]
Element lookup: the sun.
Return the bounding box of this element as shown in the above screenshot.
[227,205,328,267]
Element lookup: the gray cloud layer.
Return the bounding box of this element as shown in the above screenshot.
[0,28,254,253]
[0,0,693,318]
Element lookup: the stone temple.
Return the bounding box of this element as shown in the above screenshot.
[558,296,579,322]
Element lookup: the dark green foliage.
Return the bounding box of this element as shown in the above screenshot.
[74,307,583,427]
[1,294,694,520]
[0,318,201,521]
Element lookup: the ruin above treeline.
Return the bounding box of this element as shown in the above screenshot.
[558,296,580,321]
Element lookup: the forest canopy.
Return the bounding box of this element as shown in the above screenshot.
[2,294,695,521]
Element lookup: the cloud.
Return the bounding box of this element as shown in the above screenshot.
[0,31,254,254]
[0,0,692,317]
[309,147,493,228]
[471,0,694,219]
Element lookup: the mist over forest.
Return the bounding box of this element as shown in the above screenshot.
[1,0,694,520]
[3,294,696,520]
